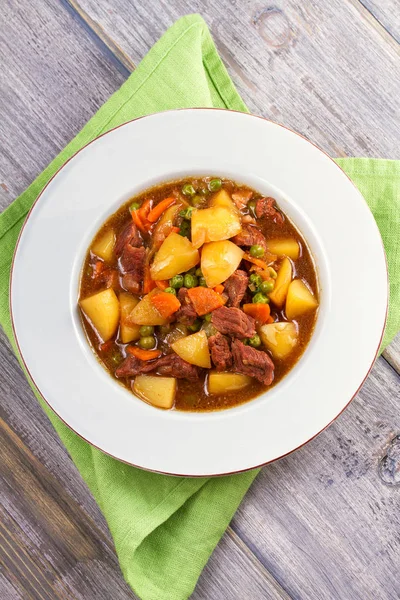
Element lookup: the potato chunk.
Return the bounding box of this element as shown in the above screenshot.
[210,189,237,212]
[91,229,115,262]
[133,375,176,409]
[268,257,292,308]
[150,232,199,280]
[119,292,141,343]
[259,322,298,359]
[191,206,242,248]
[265,238,299,260]
[208,372,252,394]
[127,289,169,326]
[201,240,244,288]
[171,330,211,368]
[80,288,120,342]
[285,279,319,320]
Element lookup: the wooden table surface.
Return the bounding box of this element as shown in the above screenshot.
[1,1,399,598]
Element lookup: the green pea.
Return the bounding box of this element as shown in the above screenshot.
[248,334,261,348]
[208,178,222,192]
[138,336,156,349]
[248,273,262,292]
[184,273,198,288]
[170,274,184,289]
[182,183,196,196]
[187,267,197,275]
[249,244,265,258]
[199,187,209,196]
[139,325,155,337]
[187,319,202,332]
[253,292,269,304]
[192,195,203,206]
[159,324,172,335]
[195,268,203,277]
[260,280,275,294]
[203,313,212,322]
[164,287,176,295]
[198,276,207,287]
[249,273,262,285]
[129,201,140,211]
[179,207,194,220]
[179,221,191,238]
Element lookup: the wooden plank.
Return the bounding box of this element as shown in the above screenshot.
[0,415,137,600]
[358,0,400,42]
[383,332,400,374]
[71,0,400,159]
[1,0,399,598]
[0,0,126,211]
[0,327,290,599]
[231,356,400,600]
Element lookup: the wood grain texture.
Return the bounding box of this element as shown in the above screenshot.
[73,0,400,159]
[383,332,400,374]
[232,356,400,600]
[0,0,399,598]
[359,0,400,42]
[0,0,126,210]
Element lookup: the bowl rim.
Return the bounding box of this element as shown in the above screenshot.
[9,107,388,477]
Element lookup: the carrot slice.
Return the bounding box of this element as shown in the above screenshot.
[155,280,169,290]
[213,284,224,294]
[171,226,180,233]
[131,208,146,233]
[150,291,181,318]
[243,303,271,324]
[126,347,162,361]
[266,315,275,324]
[243,252,277,270]
[138,198,152,224]
[143,267,156,294]
[147,197,176,223]
[93,260,104,277]
[187,287,225,316]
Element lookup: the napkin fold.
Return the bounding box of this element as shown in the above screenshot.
[0,14,399,600]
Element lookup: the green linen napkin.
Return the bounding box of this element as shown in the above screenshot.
[0,14,399,600]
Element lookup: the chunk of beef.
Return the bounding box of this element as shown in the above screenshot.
[115,222,142,256]
[255,197,284,225]
[115,356,155,378]
[211,306,256,339]
[224,270,248,308]
[232,224,267,250]
[119,245,146,277]
[99,268,120,290]
[209,333,232,371]
[121,273,141,295]
[231,339,274,385]
[175,287,198,326]
[155,354,200,380]
[115,353,200,380]
[232,189,253,210]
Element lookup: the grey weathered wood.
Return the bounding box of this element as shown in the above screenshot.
[1,0,399,598]
[73,0,400,159]
[0,0,126,210]
[383,332,400,374]
[232,357,400,600]
[359,0,400,42]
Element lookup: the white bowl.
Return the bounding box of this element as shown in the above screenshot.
[10,109,387,476]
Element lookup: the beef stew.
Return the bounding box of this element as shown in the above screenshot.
[79,176,319,411]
